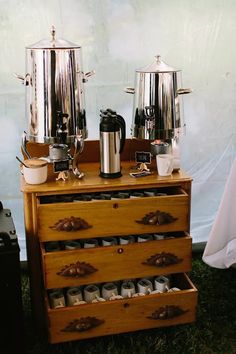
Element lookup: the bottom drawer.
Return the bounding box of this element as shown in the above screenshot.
[46,273,197,344]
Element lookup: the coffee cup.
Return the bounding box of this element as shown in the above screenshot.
[156,154,174,176]
[66,287,83,306]
[102,237,118,246]
[119,236,135,245]
[100,193,112,200]
[92,195,103,201]
[120,281,136,298]
[45,241,61,252]
[49,289,65,309]
[137,278,153,295]
[22,158,48,184]
[154,275,170,292]
[143,190,156,197]
[64,240,81,250]
[118,192,130,199]
[101,282,118,300]
[73,194,92,202]
[83,239,99,248]
[130,192,144,198]
[153,234,165,240]
[137,234,153,243]
[84,284,101,303]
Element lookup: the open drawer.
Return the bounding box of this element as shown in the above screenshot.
[45,273,198,344]
[41,233,192,289]
[37,188,189,242]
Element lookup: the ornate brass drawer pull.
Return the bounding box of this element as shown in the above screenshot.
[50,216,92,231]
[57,261,97,277]
[148,305,188,320]
[136,210,177,225]
[62,317,104,332]
[143,252,182,267]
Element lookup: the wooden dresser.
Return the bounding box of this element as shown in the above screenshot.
[21,143,197,344]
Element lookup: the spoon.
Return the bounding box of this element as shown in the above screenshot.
[16,156,29,168]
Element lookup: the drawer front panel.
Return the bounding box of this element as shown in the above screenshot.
[42,236,192,289]
[38,194,189,242]
[47,274,197,344]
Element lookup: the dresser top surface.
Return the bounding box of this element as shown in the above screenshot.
[20,161,192,195]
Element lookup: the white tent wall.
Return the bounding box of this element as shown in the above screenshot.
[1,0,236,260]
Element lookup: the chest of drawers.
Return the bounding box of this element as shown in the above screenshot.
[21,159,197,344]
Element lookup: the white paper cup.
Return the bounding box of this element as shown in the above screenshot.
[64,240,81,250]
[119,236,135,245]
[137,278,153,295]
[154,275,170,292]
[45,241,61,252]
[156,154,174,176]
[102,237,118,246]
[49,289,65,309]
[101,283,118,300]
[84,285,100,303]
[153,234,165,240]
[120,281,136,298]
[137,234,153,243]
[83,239,98,248]
[22,159,48,184]
[66,287,83,306]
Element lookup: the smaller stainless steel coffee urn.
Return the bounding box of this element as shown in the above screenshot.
[125,55,191,140]
[99,109,126,178]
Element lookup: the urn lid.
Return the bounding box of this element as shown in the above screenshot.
[136,55,180,73]
[26,26,81,49]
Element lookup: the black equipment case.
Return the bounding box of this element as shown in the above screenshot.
[0,201,24,354]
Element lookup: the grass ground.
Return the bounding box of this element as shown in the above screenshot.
[21,253,236,354]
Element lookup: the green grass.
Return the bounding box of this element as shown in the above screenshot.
[21,253,236,354]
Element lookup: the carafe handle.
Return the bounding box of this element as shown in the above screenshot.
[116,115,126,153]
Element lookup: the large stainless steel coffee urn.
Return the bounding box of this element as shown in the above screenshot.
[17,27,94,177]
[125,55,191,141]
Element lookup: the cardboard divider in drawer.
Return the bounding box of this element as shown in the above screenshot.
[41,234,192,289]
[37,191,189,242]
[45,273,198,344]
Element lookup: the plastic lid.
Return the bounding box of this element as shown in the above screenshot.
[26,26,81,49]
[136,55,180,73]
